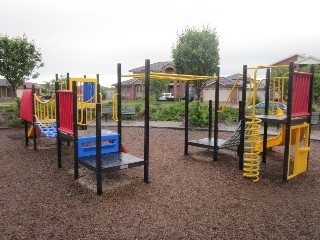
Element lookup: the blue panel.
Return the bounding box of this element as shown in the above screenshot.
[37,124,57,138]
[78,133,119,157]
[83,82,95,102]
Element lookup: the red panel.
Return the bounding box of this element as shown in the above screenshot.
[57,90,73,135]
[292,72,312,117]
[20,90,33,122]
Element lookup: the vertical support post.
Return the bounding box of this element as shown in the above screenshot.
[73,81,79,179]
[283,62,294,182]
[66,73,70,90]
[262,68,271,164]
[208,100,213,139]
[32,84,37,150]
[239,65,247,170]
[307,65,315,171]
[96,83,102,195]
[213,67,220,161]
[184,81,189,155]
[55,75,62,168]
[24,121,28,146]
[144,59,150,183]
[237,100,243,156]
[117,63,122,152]
[82,75,87,130]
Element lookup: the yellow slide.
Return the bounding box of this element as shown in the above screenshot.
[257,124,305,152]
[27,125,41,138]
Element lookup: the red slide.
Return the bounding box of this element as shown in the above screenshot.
[20,90,33,122]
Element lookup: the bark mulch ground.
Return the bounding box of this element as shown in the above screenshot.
[1,127,320,239]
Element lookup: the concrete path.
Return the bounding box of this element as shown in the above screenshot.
[102,120,320,141]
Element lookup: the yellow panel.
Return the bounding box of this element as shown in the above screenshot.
[287,123,310,180]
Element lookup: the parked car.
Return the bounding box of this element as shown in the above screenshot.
[247,101,287,113]
[179,92,197,101]
[159,93,175,101]
[41,94,53,100]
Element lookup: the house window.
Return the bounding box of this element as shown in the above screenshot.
[136,85,142,97]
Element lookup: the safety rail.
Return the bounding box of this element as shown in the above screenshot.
[33,94,56,127]
[77,93,102,126]
[112,93,119,121]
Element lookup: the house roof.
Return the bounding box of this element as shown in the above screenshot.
[129,61,172,73]
[112,79,142,87]
[270,53,320,66]
[204,73,243,88]
[0,79,40,89]
[0,79,8,87]
[24,82,40,90]
[295,56,320,65]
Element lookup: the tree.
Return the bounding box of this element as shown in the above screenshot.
[271,65,320,104]
[172,26,220,104]
[271,67,289,100]
[0,34,44,97]
[299,64,320,104]
[150,79,170,101]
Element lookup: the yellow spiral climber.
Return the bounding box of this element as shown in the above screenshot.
[243,115,262,182]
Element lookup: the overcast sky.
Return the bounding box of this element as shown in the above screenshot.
[1,0,320,86]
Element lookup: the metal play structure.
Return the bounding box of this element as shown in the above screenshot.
[19,59,315,194]
[125,61,315,183]
[55,65,150,195]
[19,74,98,150]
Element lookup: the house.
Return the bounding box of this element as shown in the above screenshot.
[112,78,144,100]
[270,53,320,69]
[201,74,242,104]
[0,79,15,99]
[201,73,266,104]
[16,82,41,98]
[113,61,186,100]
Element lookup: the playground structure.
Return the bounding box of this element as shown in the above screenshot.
[20,84,57,149]
[19,59,315,195]
[125,61,315,183]
[19,74,99,150]
[55,65,150,195]
[251,63,314,181]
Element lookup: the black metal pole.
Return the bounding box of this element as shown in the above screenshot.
[73,81,79,179]
[307,65,315,171]
[283,62,294,182]
[24,120,28,146]
[117,63,122,152]
[67,73,70,90]
[213,67,220,161]
[144,59,150,183]
[55,75,62,168]
[208,100,213,139]
[32,84,37,150]
[262,68,271,164]
[237,100,243,156]
[239,65,247,170]
[184,81,189,156]
[96,83,102,195]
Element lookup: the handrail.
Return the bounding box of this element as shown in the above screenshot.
[122,72,217,81]
[112,93,119,122]
[33,94,56,127]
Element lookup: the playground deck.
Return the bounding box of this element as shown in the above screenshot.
[78,152,144,172]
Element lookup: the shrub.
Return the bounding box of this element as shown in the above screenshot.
[5,98,24,127]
